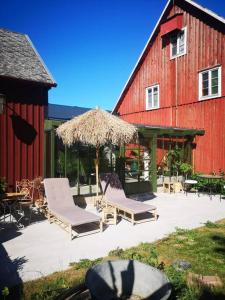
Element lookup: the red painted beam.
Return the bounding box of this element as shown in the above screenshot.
[160,14,183,37]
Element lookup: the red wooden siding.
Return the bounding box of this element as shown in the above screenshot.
[160,14,183,36]
[0,80,48,190]
[116,2,225,174]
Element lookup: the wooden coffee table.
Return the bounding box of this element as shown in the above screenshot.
[102,206,117,225]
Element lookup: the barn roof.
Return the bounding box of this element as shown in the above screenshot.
[47,103,91,120]
[0,28,56,87]
[112,0,225,113]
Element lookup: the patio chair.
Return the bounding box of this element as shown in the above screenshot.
[43,178,102,240]
[16,179,34,203]
[16,179,35,225]
[33,177,48,217]
[100,173,157,225]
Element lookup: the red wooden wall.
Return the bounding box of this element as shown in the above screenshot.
[0,79,48,190]
[115,1,225,174]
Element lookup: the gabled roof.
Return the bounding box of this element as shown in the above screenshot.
[112,0,225,113]
[47,103,91,120]
[0,28,57,86]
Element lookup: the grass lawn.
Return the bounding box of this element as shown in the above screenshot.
[4,219,225,300]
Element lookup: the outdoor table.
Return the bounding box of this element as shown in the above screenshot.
[197,174,223,199]
[0,192,26,228]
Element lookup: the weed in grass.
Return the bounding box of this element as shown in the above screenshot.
[70,257,103,270]
[165,265,189,299]
[137,242,151,251]
[204,221,220,228]
[30,277,69,300]
[108,247,124,257]
[109,245,163,269]
[175,227,189,235]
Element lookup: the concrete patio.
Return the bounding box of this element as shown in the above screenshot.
[1,192,225,286]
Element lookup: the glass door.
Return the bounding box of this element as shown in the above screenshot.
[124,140,152,194]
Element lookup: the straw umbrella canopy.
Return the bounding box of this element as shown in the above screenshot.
[56,108,137,195]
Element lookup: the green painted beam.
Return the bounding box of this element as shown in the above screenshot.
[138,126,205,137]
[150,134,157,193]
[50,129,55,177]
[44,119,63,130]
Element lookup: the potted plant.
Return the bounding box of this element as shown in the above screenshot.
[179,163,193,180]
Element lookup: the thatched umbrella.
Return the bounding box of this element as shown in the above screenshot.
[56,108,137,196]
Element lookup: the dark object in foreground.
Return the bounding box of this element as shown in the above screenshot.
[85,260,171,300]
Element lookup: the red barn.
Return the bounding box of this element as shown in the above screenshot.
[113,0,225,176]
[0,29,56,190]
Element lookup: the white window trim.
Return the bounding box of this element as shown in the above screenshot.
[146,84,160,110]
[170,27,187,60]
[199,66,222,101]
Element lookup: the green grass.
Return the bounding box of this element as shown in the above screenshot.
[5,219,225,300]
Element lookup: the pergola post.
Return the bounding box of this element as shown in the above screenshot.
[150,134,157,193]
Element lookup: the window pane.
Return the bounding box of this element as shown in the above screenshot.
[202,72,208,81]
[171,36,177,56]
[179,44,184,53]
[179,31,185,54]
[203,80,208,89]
[211,69,218,79]
[211,69,218,94]
[147,89,152,108]
[153,93,158,107]
[172,45,177,56]
[212,86,218,95]
[202,72,208,97]
[202,88,208,96]
[153,87,158,93]
[211,78,218,87]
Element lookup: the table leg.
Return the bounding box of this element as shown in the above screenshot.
[210,179,212,200]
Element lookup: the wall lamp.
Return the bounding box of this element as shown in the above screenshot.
[0,94,6,114]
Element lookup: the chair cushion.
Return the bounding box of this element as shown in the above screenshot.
[185,180,197,184]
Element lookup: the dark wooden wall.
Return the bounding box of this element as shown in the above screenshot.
[116,2,225,174]
[0,78,48,190]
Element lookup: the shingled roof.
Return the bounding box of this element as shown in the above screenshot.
[0,28,56,86]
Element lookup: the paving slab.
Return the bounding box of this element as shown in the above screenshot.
[1,192,225,285]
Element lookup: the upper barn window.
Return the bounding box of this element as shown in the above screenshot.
[170,27,187,59]
[199,66,222,100]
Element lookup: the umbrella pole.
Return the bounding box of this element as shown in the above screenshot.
[96,146,99,198]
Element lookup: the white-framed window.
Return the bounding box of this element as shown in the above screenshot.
[199,66,222,100]
[146,84,160,110]
[170,27,187,59]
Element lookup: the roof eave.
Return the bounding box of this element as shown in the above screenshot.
[25,34,57,87]
[0,74,57,88]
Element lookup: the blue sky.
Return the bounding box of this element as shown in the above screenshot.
[1,0,225,110]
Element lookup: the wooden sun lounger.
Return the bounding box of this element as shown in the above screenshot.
[44,178,102,240]
[100,173,157,225]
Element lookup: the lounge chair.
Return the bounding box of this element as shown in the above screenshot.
[100,173,157,225]
[44,178,102,240]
